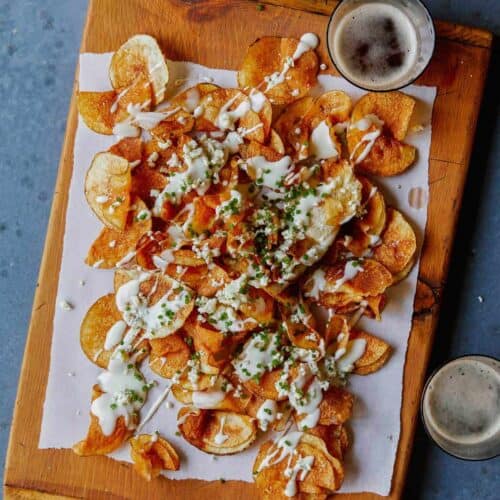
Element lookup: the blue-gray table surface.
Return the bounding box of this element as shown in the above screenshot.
[0,1,498,498]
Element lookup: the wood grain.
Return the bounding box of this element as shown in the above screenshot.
[3,0,492,499]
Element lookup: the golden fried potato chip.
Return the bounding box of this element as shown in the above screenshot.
[356,176,387,235]
[77,91,116,134]
[354,135,416,177]
[113,268,141,293]
[110,34,169,106]
[80,294,149,368]
[200,88,268,143]
[178,408,257,455]
[73,386,134,456]
[85,197,152,269]
[152,83,220,137]
[350,329,391,375]
[130,433,180,481]
[317,259,393,310]
[350,91,416,141]
[307,424,349,461]
[373,208,417,275]
[253,433,343,497]
[268,128,285,154]
[318,386,354,425]
[243,365,303,402]
[109,137,143,163]
[171,384,248,413]
[84,152,131,230]
[305,90,352,129]
[238,36,318,105]
[80,294,121,368]
[274,96,315,158]
[149,332,191,379]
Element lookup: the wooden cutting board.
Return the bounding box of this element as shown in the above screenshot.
[3,1,492,499]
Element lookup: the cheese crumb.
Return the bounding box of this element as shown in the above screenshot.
[59,299,73,311]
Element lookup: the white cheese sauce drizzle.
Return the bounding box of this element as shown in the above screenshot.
[213,415,229,445]
[337,338,367,373]
[90,325,147,436]
[104,320,127,351]
[256,399,278,431]
[264,33,319,92]
[309,120,338,160]
[192,390,225,409]
[349,114,385,164]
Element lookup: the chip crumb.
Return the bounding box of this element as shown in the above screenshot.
[59,299,73,311]
[477,295,484,303]
[320,63,327,70]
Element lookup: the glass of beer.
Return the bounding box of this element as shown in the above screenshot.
[327,0,435,91]
[421,355,500,460]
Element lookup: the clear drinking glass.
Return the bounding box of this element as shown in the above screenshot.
[421,355,500,461]
[327,0,435,91]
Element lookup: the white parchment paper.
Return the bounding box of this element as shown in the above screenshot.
[39,52,436,495]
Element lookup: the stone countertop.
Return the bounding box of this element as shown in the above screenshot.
[0,1,498,498]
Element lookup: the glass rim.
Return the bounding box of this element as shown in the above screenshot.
[326,0,436,92]
[419,353,500,462]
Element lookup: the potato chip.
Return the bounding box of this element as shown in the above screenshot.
[171,384,248,413]
[373,208,417,275]
[80,294,122,368]
[109,137,143,163]
[243,365,303,402]
[305,90,352,128]
[353,135,416,177]
[350,329,391,375]
[151,83,220,139]
[84,152,131,230]
[268,128,285,154]
[238,37,318,105]
[73,386,134,456]
[315,258,393,310]
[200,88,268,143]
[113,268,141,293]
[80,293,148,369]
[77,91,116,135]
[130,433,180,481]
[306,424,349,461]
[350,91,415,141]
[274,96,314,158]
[318,386,354,426]
[253,433,343,497]
[149,332,191,379]
[85,197,152,269]
[110,34,169,106]
[178,408,257,455]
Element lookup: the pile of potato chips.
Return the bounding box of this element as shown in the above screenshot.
[74,33,418,497]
